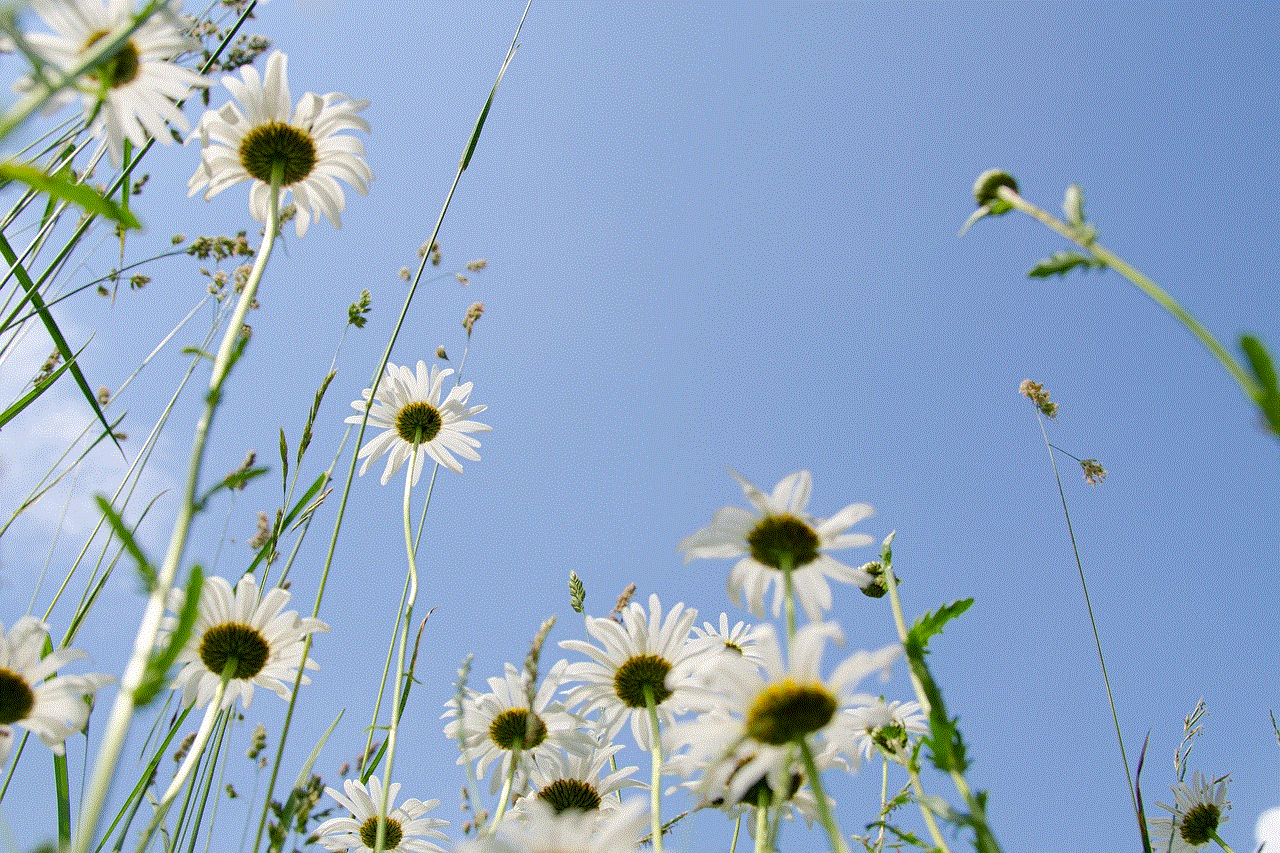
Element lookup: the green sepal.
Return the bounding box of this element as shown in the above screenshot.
[1028,250,1107,278]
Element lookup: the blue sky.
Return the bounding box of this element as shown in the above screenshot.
[1,3,1277,852]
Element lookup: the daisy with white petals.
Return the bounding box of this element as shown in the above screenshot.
[514,741,640,817]
[827,697,927,766]
[669,622,898,817]
[559,594,709,752]
[347,360,490,485]
[188,50,371,236]
[1149,771,1231,853]
[17,0,208,163]
[0,616,111,766]
[159,574,326,710]
[681,470,877,622]
[442,659,591,795]
[314,776,449,853]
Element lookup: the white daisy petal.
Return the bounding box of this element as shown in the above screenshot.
[187,50,371,236]
[682,470,877,620]
[314,776,449,853]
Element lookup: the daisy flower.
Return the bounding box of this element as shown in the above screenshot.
[347,360,490,485]
[442,659,592,795]
[680,470,876,621]
[514,741,640,816]
[17,0,208,163]
[313,776,449,853]
[0,616,112,766]
[187,50,371,236]
[827,697,927,765]
[687,612,766,672]
[159,574,326,710]
[1149,771,1231,853]
[665,708,825,824]
[459,798,647,853]
[559,594,711,751]
[668,621,898,806]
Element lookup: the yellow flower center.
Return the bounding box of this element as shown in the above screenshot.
[0,667,36,725]
[537,778,602,813]
[489,708,548,751]
[395,401,443,445]
[745,679,836,745]
[198,623,270,680]
[358,815,403,851]
[83,30,141,88]
[747,514,820,569]
[613,654,673,708]
[238,122,318,186]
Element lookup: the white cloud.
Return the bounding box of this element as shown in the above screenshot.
[1257,807,1280,853]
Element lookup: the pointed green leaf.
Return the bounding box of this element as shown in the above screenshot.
[1,162,141,230]
[1240,335,1280,436]
[1028,250,1107,278]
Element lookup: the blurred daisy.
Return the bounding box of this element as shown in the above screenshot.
[514,741,640,816]
[188,50,371,236]
[1149,771,1230,853]
[347,360,490,485]
[560,594,711,751]
[665,708,825,824]
[668,621,898,806]
[827,697,926,765]
[459,798,647,853]
[442,659,591,795]
[680,470,876,621]
[0,616,111,766]
[688,613,764,666]
[313,776,448,853]
[17,0,208,163]
[160,574,326,709]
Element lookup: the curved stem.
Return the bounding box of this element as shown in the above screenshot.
[905,764,953,853]
[134,673,230,853]
[376,447,421,853]
[488,738,522,830]
[75,169,281,853]
[995,185,1261,403]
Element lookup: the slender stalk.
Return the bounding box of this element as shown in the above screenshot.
[375,452,421,853]
[134,677,230,853]
[752,794,768,853]
[904,765,952,853]
[74,171,281,853]
[1034,413,1137,820]
[798,738,849,853]
[644,684,664,853]
[994,185,1261,403]
[487,738,522,830]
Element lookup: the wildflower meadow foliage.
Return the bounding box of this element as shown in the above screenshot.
[0,4,1274,853]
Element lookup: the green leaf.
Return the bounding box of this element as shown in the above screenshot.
[908,598,973,649]
[1028,250,1107,278]
[1240,335,1280,436]
[0,339,90,430]
[0,161,141,230]
[135,565,203,706]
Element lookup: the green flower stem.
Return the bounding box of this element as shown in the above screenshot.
[74,170,282,853]
[881,559,929,718]
[135,670,231,853]
[994,185,1262,404]
[797,738,849,853]
[488,737,522,830]
[780,555,796,651]
[1210,829,1236,853]
[904,764,952,853]
[376,445,422,853]
[752,791,768,853]
[644,684,664,853]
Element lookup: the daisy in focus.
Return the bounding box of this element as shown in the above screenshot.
[187,49,371,236]
[16,0,208,163]
[681,470,877,621]
[458,798,647,853]
[159,574,326,710]
[347,360,489,485]
[667,621,898,807]
[1149,771,1231,853]
[313,776,449,853]
[0,616,111,766]
[513,740,640,817]
[442,659,591,795]
[559,593,710,751]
